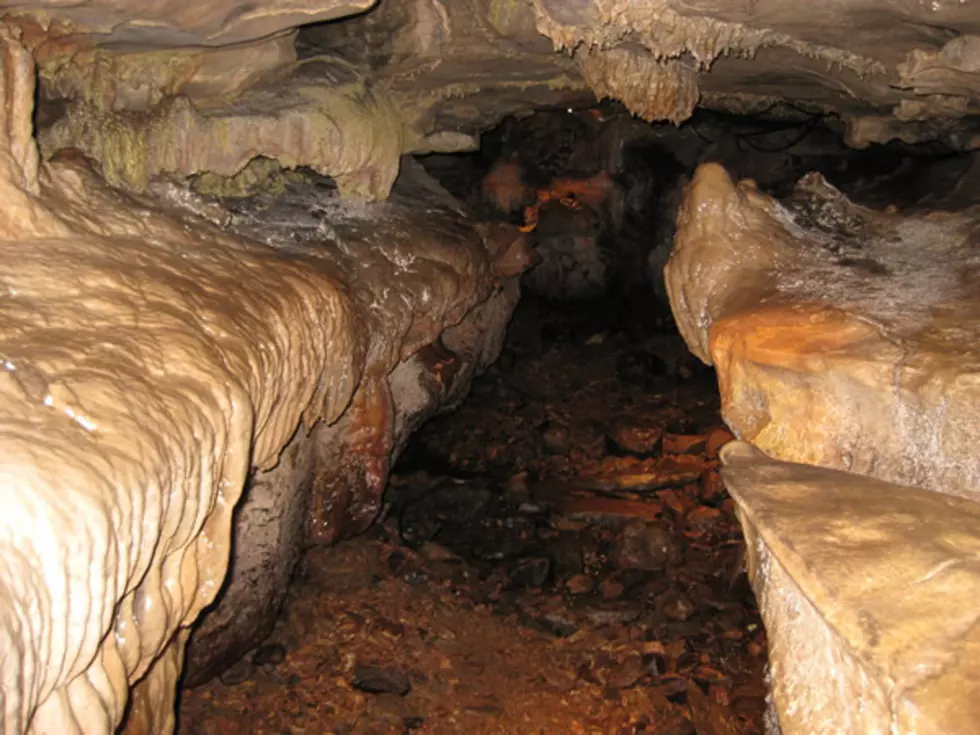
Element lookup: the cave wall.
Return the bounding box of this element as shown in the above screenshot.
[0,23,532,732]
[666,163,980,733]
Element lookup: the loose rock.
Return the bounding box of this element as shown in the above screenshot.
[607,425,663,457]
[509,556,552,588]
[613,519,679,570]
[352,665,412,696]
[541,423,571,454]
[252,643,287,667]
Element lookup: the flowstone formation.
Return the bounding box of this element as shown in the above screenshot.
[666,163,980,732]
[0,25,530,734]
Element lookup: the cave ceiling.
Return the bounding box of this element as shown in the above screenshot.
[8,0,980,195]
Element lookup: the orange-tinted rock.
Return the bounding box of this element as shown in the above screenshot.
[668,162,980,733]
[608,425,664,456]
[705,427,735,458]
[662,432,707,455]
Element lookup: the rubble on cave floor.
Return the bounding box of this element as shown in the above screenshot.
[178,295,768,735]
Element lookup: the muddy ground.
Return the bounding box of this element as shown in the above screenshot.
[178,293,769,734]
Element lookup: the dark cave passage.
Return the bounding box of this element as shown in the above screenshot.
[176,105,975,735]
[419,102,971,307]
[179,288,768,734]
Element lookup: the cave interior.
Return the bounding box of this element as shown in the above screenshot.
[4,1,980,734]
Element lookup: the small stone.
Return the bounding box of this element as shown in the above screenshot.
[504,471,531,501]
[705,426,735,458]
[518,501,545,515]
[687,505,724,530]
[558,495,663,523]
[699,471,728,503]
[599,576,625,600]
[542,666,579,692]
[541,423,571,454]
[661,591,696,621]
[662,433,708,455]
[538,611,580,637]
[565,573,594,595]
[605,653,647,690]
[509,556,552,588]
[641,640,667,656]
[419,541,459,562]
[252,643,286,667]
[612,519,679,570]
[352,665,412,696]
[607,425,663,457]
[549,535,585,578]
[583,602,643,626]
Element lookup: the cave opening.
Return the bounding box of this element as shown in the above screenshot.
[174,105,970,734]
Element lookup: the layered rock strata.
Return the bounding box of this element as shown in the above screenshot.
[667,163,980,732]
[0,25,528,734]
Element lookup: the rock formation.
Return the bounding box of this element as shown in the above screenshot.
[666,163,980,732]
[3,0,980,732]
[0,24,529,732]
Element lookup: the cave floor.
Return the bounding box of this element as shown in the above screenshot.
[178,294,769,734]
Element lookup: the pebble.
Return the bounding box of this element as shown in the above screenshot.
[612,519,680,570]
[706,426,736,458]
[604,653,647,690]
[218,657,254,686]
[662,433,707,455]
[661,591,697,621]
[537,611,580,637]
[565,573,594,595]
[687,506,724,530]
[599,576,625,599]
[699,471,728,504]
[419,541,459,562]
[583,601,643,626]
[504,471,531,501]
[509,556,552,588]
[606,425,663,457]
[352,665,412,696]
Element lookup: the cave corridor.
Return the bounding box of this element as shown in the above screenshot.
[4,2,980,734]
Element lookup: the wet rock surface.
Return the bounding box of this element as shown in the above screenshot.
[178,295,768,733]
[666,162,980,733]
[723,443,980,735]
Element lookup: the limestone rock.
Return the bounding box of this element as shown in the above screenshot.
[668,162,980,732]
[39,57,405,198]
[7,0,375,46]
[171,158,524,683]
[37,34,299,112]
[722,442,980,735]
[666,162,980,500]
[0,29,524,733]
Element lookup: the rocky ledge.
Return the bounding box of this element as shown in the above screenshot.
[667,162,980,732]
